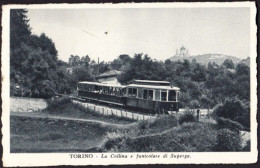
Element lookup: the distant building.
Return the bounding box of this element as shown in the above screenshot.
[175,46,189,57]
[96,70,121,85]
[66,67,73,74]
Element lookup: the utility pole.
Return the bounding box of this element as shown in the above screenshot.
[97,57,100,76]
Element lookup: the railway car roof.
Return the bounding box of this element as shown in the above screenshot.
[127,84,180,90]
[78,81,126,88]
[133,80,170,84]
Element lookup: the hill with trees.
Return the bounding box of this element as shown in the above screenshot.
[170,53,241,65]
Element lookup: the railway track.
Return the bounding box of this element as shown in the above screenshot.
[62,95,157,121]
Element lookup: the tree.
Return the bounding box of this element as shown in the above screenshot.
[10,9,62,98]
[223,59,235,69]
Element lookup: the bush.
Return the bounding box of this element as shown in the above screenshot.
[100,131,127,152]
[46,96,71,110]
[217,117,243,132]
[212,99,249,129]
[179,111,196,125]
[215,128,241,151]
[150,115,178,128]
[137,115,179,134]
[212,99,244,120]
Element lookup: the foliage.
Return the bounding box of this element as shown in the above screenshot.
[10,9,60,98]
[215,128,241,151]
[10,10,250,130]
[100,122,218,152]
[179,111,196,125]
[137,115,179,134]
[45,96,71,111]
[212,99,249,128]
[216,117,243,132]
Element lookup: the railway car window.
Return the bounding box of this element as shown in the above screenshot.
[128,88,132,97]
[128,88,137,97]
[161,91,167,101]
[169,90,177,101]
[107,87,110,94]
[138,89,143,99]
[95,85,98,92]
[143,89,148,99]
[148,90,153,100]
[118,88,122,96]
[84,85,88,91]
[176,91,180,101]
[78,84,82,91]
[122,88,126,96]
[154,90,160,101]
[133,88,137,97]
[111,87,115,95]
[103,86,107,94]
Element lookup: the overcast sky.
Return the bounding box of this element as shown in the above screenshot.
[27,7,250,62]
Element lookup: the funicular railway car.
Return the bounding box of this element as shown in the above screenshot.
[77,81,126,106]
[77,80,180,114]
[125,80,180,114]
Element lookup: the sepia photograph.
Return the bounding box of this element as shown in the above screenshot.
[1,2,257,166]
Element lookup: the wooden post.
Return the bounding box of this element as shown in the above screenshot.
[102,108,104,115]
[94,106,96,112]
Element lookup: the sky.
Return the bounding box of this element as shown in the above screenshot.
[26,7,250,62]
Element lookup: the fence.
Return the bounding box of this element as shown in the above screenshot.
[72,100,156,121]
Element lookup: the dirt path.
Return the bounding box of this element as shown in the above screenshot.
[11,112,138,129]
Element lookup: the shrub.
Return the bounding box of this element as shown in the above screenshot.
[100,131,127,152]
[179,111,196,125]
[149,115,178,129]
[212,99,250,129]
[212,99,244,120]
[45,96,71,110]
[217,117,243,132]
[215,128,241,151]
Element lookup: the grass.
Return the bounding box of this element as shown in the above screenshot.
[43,100,136,124]
[10,99,136,153]
[10,97,250,152]
[10,116,108,152]
[100,121,219,152]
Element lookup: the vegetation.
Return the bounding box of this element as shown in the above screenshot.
[215,128,241,151]
[11,10,250,109]
[100,121,219,152]
[178,111,196,125]
[43,97,135,124]
[11,97,249,152]
[10,115,108,152]
[212,99,249,129]
[10,10,250,152]
[216,117,243,132]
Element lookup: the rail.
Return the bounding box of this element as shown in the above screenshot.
[71,98,157,121]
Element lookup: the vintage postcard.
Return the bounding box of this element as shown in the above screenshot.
[1,2,258,166]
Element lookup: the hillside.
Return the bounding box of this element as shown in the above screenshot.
[170,54,241,65]
[239,57,250,66]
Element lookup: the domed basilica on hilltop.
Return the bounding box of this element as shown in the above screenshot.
[175,46,189,57]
